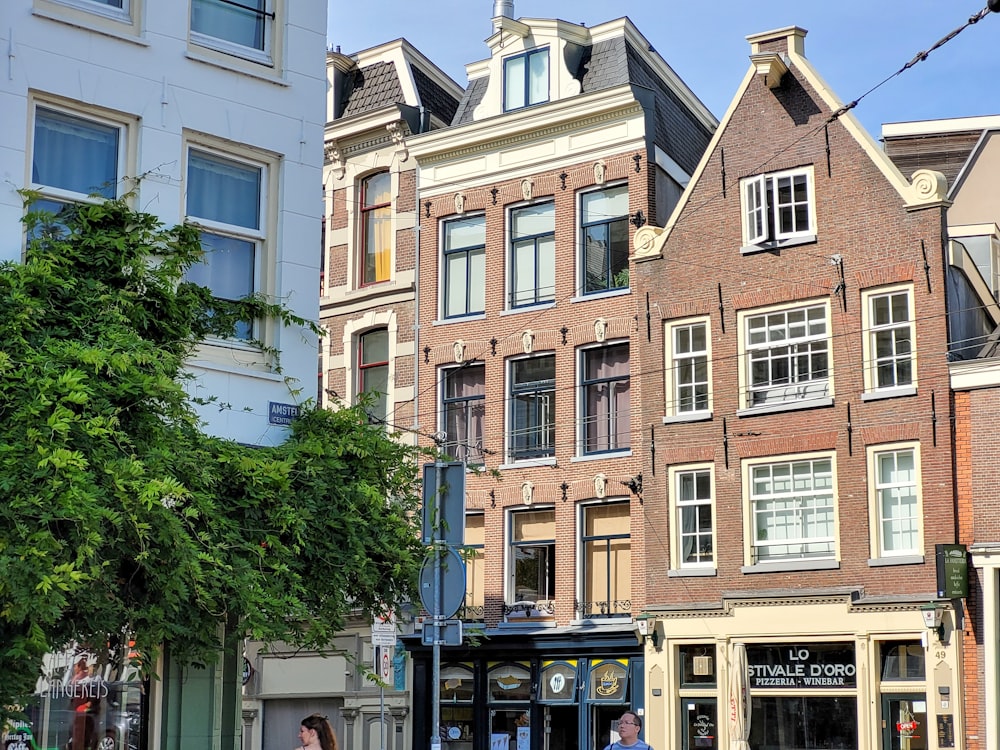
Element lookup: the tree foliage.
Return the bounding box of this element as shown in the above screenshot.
[0,199,426,720]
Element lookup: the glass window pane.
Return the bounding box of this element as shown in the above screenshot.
[191,0,266,50]
[187,232,255,301]
[33,108,119,198]
[528,49,548,104]
[188,151,261,229]
[468,249,485,313]
[446,252,468,318]
[537,236,555,301]
[504,55,526,110]
[361,329,389,364]
[445,215,485,249]
[512,203,554,237]
[582,185,629,223]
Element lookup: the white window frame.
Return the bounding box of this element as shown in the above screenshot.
[503,47,549,111]
[507,353,556,464]
[737,299,832,413]
[189,0,275,66]
[577,500,632,620]
[439,362,486,466]
[183,139,270,344]
[508,200,556,309]
[441,213,486,319]
[28,99,131,211]
[33,0,139,34]
[577,341,631,457]
[506,507,556,614]
[579,183,630,296]
[867,442,923,563]
[742,452,839,569]
[669,464,716,573]
[861,285,917,398]
[664,317,712,422]
[740,166,816,251]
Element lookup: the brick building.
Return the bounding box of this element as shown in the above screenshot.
[402,7,714,750]
[884,115,1000,750]
[249,38,462,750]
[631,27,998,750]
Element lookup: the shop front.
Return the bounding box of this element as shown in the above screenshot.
[405,626,644,750]
[640,593,962,750]
[3,646,146,750]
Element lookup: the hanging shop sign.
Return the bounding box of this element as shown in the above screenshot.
[936,544,968,599]
[745,644,856,689]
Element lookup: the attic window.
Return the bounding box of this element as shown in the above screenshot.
[504,48,549,111]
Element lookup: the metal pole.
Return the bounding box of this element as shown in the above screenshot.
[379,650,386,750]
[431,464,442,750]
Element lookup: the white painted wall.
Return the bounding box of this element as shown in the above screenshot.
[0,0,326,446]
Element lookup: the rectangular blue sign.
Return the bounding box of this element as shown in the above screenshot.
[268,402,299,425]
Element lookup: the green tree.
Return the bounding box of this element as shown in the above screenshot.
[0,198,426,721]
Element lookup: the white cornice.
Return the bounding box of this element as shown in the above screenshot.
[325,106,408,146]
[410,85,641,163]
[950,357,1000,391]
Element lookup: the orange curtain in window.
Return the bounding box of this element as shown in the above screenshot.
[373,207,391,281]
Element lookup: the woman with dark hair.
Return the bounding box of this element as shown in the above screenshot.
[296,713,339,750]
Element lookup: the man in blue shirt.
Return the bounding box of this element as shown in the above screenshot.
[603,712,652,750]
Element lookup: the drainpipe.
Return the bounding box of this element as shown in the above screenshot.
[412,143,421,440]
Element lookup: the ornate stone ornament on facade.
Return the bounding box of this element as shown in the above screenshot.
[386,120,409,162]
[907,168,948,207]
[594,473,607,499]
[453,340,466,363]
[593,161,606,185]
[633,225,665,259]
[594,318,608,343]
[454,192,466,214]
[521,178,534,201]
[522,330,534,354]
[325,143,346,180]
[521,481,534,505]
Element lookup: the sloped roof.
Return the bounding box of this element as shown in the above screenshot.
[412,64,459,125]
[448,36,713,173]
[340,61,405,119]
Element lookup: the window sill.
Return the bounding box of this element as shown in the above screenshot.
[668,567,717,578]
[570,450,632,463]
[184,49,287,87]
[570,288,631,303]
[500,301,556,317]
[33,5,147,45]
[868,554,924,567]
[741,558,839,574]
[740,233,817,255]
[433,313,486,326]
[861,386,917,402]
[498,457,557,471]
[663,411,713,424]
[737,396,833,417]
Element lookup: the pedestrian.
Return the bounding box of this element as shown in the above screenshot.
[296,713,339,750]
[602,712,652,750]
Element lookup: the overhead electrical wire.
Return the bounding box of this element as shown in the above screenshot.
[322,3,999,455]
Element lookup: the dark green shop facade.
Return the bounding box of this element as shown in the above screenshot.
[405,625,644,750]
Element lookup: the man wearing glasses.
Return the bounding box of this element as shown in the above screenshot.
[603,712,652,750]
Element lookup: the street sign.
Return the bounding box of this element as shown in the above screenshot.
[374,645,393,682]
[422,462,466,545]
[421,619,463,646]
[419,546,466,618]
[372,613,397,646]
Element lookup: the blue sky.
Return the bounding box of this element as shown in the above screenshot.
[327,0,1000,139]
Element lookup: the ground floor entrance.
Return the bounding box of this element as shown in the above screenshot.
[405,626,643,750]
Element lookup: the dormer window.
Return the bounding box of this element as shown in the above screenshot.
[504,48,549,111]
